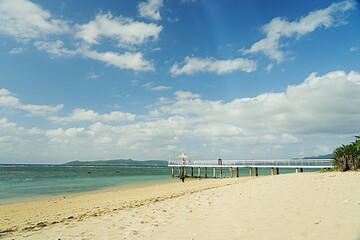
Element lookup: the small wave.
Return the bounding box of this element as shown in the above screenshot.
[25,178,33,181]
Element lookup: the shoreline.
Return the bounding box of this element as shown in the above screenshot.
[0,176,248,238]
[0,176,176,205]
[1,172,359,240]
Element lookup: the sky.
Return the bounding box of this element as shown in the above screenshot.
[0,0,359,164]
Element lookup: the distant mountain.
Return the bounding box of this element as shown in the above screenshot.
[302,153,333,159]
[62,159,168,167]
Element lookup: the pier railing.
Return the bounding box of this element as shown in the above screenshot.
[168,159,334,169]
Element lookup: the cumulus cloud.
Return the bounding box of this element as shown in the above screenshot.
[155,70,360,134]
[0,88,63,116]
[138,0,163,21]
[83,50,154,71]
[242,0,356,62]
[75,12,162,47]
[71,12,160,71]
[0,117,41,135]
[49,108,136,123]
[0,0,69,41]
[0,0,161,72]
[169,56,256,76]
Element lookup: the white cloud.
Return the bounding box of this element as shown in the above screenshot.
[33,39,155,72]
[175,91,200,100]
[75,12,162,47]
[34,40,78,57]
[0,117,42,135]
[0,88,11,95]
[9,47,26,54]
[49,108,136,123]
[266,63,273,73]
[180,0,198,3]
[281,133,300,143]
[83,50,154,71]
[46,127,89,138]
[21,104,63,116]
[169,56,256,76]
[142,82,172,91]
[86,72,100,79]
[242,0,356,62]
[0,1,161,72]
[0,0,69,41]
[0,88,63,116]
[0,118,43,162]
[155,70,360,135]
[138,0,163,21]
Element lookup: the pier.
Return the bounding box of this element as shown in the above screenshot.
[168,159,334,178]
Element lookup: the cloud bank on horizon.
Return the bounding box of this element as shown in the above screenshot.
[0,0,359,163]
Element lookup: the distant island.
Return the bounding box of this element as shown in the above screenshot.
[62,159,168,167]
[302,153,333,159]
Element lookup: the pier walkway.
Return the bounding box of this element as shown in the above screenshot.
[168,159,333,178]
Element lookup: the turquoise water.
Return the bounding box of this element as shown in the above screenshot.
[0,165,320,204]
[0,165,172,204]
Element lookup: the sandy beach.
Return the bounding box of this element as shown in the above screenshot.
[1,171,359,240]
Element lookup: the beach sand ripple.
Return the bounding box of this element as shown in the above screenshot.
[1,172,359,240]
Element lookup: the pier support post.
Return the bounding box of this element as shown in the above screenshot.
[205,167,208,178]
[198,167,201,178]
[171,167,174,177]
[230,167,233,178]
[249,167,253,176]
[220,167,223,178]
[213,168,216,178]
[184,167,187,176]
[236,167,239,177]
[276,168,279,175]
[191,167,194,177]
[178,167,181,176]
[271,167,274,175]
[255,167,259,177]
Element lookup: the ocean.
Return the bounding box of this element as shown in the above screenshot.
[0,164,319,204]
[0,165,172,204]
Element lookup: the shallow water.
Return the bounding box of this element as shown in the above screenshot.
[0,164,320,204]
[0,165,171,204]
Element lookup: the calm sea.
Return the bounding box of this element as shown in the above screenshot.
[0,165,319,204]
[0,165,172,204]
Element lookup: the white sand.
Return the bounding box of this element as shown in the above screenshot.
[1,171,359,240]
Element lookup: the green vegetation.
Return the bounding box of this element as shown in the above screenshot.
[332,135,360,171]
[62,159,168,167]
[319,168,335,173]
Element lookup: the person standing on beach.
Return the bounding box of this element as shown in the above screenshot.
[180,165,186,182]
[180,175,185,182]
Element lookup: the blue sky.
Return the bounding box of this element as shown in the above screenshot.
[0,0,359,163]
